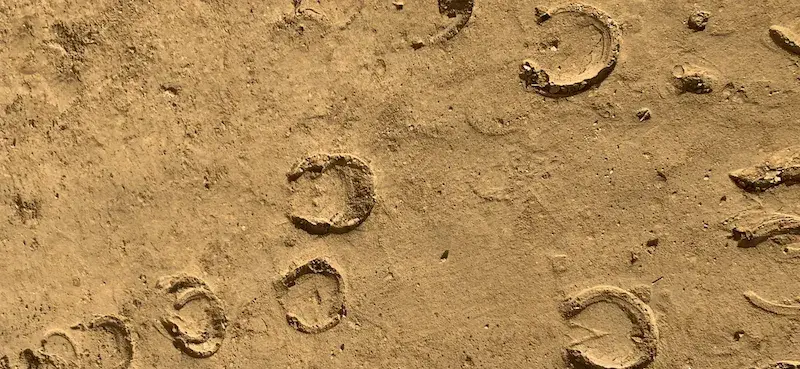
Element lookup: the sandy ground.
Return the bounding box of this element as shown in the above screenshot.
[1,0,800,368]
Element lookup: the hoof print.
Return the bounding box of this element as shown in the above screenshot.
[729,146,800,192]
[519,3,621,97]
[72,315,135,368]
[560,285,658,369]
[411,0,474,48]
[157,275,227,358]
[18,348,73,369]
[39,330,78,366]
[726,211,800,249]
[769,25,800,55]
[292,0,364,29]
[744,291,800,316]
[276,258,346,334]
[757,362,800,369]
[287,153,376,235]
[9,317,134,369]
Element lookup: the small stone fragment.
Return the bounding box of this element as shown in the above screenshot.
[769,25,800,55]
[636,108,651,122]
[688,11,710,31]
[534,7,551,23]
[728,146,800,192]
[673,65,714,94]
[392,0,404,10]
[550,254,568,273]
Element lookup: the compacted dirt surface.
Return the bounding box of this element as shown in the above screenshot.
[1,0,800,368]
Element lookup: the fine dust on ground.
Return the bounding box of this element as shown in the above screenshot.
[1,0,800,368]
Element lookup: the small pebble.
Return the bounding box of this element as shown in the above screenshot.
[636,108,651,122]
[688,11,710,31]
[550,254,568,273]
[673,65,714,94]
[392,0,404,10]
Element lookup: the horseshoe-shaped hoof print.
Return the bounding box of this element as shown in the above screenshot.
[430,0,474,46]
[157,275,228,358]
[276,258,347,334]
[85,315,135,368]
[287,154,376,235]
[560,285,659,369]
[519,3,621,97]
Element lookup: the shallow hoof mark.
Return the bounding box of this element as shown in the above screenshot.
[157,274,227,358]
[411,0,474,48]
[288,153,376,235]
[292,0,364,29]
[560,285,658,369]
[83,315,135,368]
[756,362,800,369]
[744,291,800,316]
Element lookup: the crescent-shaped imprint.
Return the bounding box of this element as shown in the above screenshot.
[728,212,800,249]
[412,0,474,48]
[519,3,621,97]
[39,329,78,363]
[3,342,76,369]
[19,348,74,369]
[85,315,135,368]
[287,153,376,235]
[292,0,365,29]
[743,291,800,316]
[729,146,800,192]
[157,274,228,358]
[276,258,347,334]
[756,362,800,369]
[769,25,800,55]
[559,285,659,369]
